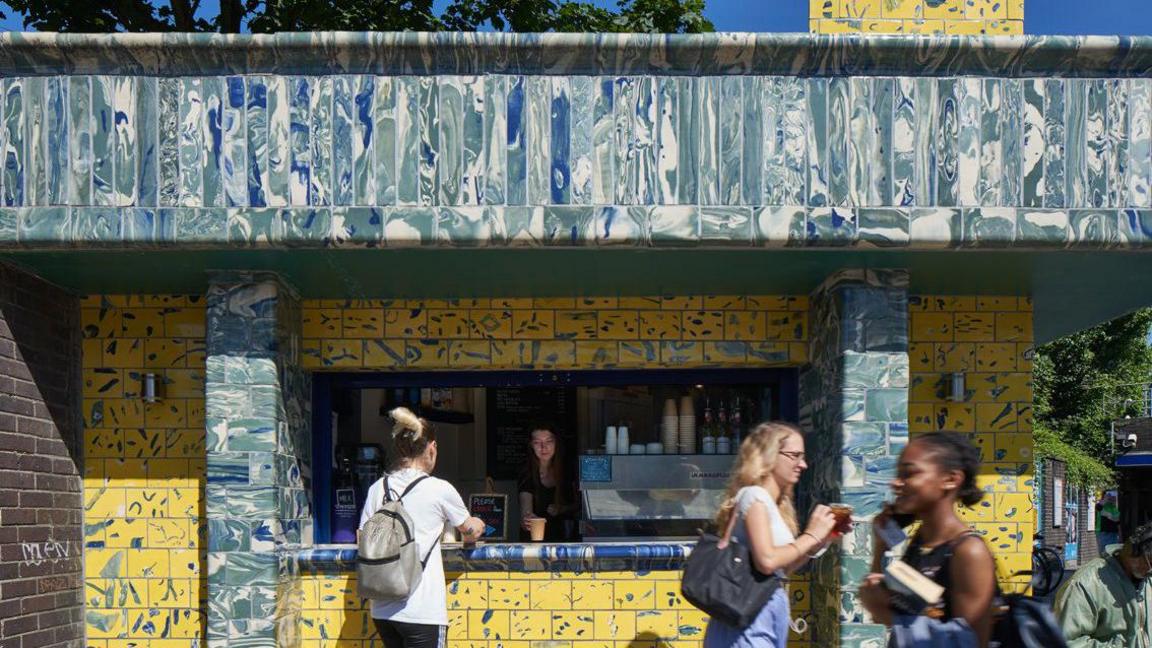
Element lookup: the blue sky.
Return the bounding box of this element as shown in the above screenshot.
[0,0,1150,34]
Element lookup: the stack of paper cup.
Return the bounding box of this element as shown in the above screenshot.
[678,396,696,454]
[661,399,679,453]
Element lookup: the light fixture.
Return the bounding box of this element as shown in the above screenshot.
[949,372,965,402]
[142,373,161,403]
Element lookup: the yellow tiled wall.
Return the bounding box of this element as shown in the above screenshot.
[81,296,207,647]
[301,570,813,648]
[301,297,810,371]
[810,0,1024,35]
[909,295,1035,589]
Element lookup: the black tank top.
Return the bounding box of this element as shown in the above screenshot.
[896,531,981,620]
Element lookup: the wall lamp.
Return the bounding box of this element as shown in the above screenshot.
[949,372,965,402]
[142,372,163,403]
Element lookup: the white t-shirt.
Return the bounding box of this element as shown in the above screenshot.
[731,485,795,548]
[358,467,470,625]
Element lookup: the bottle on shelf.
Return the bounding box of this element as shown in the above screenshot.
[730,395,743,452]
[716,399,730,455]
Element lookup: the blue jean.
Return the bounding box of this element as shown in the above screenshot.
[702,586,791,648]
[1097,531,1120,552]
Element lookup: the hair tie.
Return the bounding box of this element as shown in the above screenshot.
[389,407,424,440]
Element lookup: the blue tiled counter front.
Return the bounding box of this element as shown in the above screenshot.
[295,541,694,574]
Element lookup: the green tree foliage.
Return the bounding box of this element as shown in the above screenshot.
[0,0,713,33]
[1033,308,1152,487]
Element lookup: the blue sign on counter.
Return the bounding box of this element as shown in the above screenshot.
[580,456,612,482]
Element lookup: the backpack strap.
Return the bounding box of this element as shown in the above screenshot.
[399,475,431,501]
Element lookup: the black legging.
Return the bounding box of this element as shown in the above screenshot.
[373,619,444,648]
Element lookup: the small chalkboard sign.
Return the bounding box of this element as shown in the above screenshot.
[468,493,508,541]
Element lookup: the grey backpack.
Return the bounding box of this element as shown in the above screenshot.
[356,475,439,601]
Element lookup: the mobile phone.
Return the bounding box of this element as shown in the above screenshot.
[877,517,908,548]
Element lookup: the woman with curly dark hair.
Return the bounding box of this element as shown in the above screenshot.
[859,432,997,647]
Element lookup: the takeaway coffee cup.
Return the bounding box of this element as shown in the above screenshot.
[529,517,547,542]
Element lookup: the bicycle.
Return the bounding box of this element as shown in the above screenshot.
[1028,532,1067,597]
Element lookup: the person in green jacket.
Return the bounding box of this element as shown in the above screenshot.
[1053,521,1152,648]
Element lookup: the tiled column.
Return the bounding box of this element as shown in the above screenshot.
[205,273,312,648]
[799,270,909,648]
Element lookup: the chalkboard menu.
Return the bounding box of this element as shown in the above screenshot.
[468,493,508,541]
[486,387,577,480]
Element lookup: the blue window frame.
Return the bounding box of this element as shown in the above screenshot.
[310,368,799,543]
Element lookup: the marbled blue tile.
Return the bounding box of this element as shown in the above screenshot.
[963,207,1016,247]
[828,78,850,208]
[1108,79,1129,209]
[754,206,804,247]
[247,77,270,208]
[437,206,504,247]
[280,208,330,245]
[331,75,354,207]
[170,207,227,244]
[461,76,485,206]
[69,77,95,207]
[17,207,70,245]
[1017,209,1071,248]
[266,75,290,207]
[893,77,915,207]
[384,207,436,246]
[289,77,311,206]
[807,206,856,246]
[71,207,121,243]
[541,206,594,246]
[525,75,548,205]
[222,76,247,208]
[697,77,720,205]
[200,77,224,209]
[0,208,14,244]
[437,75,463,207]
[740,76,762,207]
[676,76,698,205]
[23,77,45,206]
[228,208,280,247]
[1002,79,1023,207]
[1044,78,1067,209]
[310,76,333,207]
[549,76,571,205]
[1069,209,1119,248]
[482,75,506,206]
[374,76,397,206]
[718,76,742,206]
[849,78,891,208]
[649,206,698,246]
[330,206,383,248]
[655,77,678,206]
[956,78,981,207]
[1021,79,1045,208]
[46,77,70,206]
[595,205,645,246]
[935,78,959,208]
[913,77,937,208]
[1120,208,1152,247]
[505,76,526,206]
[1128,79,1152,208]
[908,208,961,248]
[807,77,830,207]
[90,76,114,207]
[176,77,203,207]
[857,208,909,247]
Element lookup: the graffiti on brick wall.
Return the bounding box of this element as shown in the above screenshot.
[21,539,70,566]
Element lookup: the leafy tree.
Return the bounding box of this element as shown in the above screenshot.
[1033,308,1152,487]
[0,0,713,33]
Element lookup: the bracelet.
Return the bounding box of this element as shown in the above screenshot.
[800,531,820,543]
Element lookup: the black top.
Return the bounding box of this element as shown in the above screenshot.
[517,472,578,542]
[896,531,982,620]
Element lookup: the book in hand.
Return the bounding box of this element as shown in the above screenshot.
[883,560,945,617]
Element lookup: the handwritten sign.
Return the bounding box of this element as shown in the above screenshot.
[580,456,612,482]
[468,493,509,541]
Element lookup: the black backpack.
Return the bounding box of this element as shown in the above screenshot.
[938,534,1067,648]
[989,593,1068,648]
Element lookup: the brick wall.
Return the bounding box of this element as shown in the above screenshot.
[0,262,83,648]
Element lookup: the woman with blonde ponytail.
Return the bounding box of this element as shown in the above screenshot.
[703,422,845,648]
[358,407,486,648]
